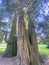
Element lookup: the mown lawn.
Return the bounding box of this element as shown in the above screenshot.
[0,43,49,56]
[38,44,49,56]
[0,44,7,55]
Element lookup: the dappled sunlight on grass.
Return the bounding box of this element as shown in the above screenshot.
[0,44,7,55]
[38,44,49,56]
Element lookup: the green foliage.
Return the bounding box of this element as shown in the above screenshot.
[0,21,6,27]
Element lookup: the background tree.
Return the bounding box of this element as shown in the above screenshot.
[3,14,17,57]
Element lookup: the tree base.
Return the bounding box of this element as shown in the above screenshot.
[2,43,17,58]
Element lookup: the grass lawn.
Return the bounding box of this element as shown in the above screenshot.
[38,44,49,56]
[0,44,7,56]
[0,43,49,56]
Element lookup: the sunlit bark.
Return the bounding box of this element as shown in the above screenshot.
[17,9,30,65]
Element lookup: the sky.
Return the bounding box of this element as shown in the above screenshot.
[35,1,49,38]
[0,0,2,4]
[0,0,49,38]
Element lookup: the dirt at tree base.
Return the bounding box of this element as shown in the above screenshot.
[43,56,49,65]
[41,56,49,65]
[0,56,49,65]
[0,56,21,65]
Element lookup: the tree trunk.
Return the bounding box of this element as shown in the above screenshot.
[3,14,17,57]
[28,13,40,65]
[17,10,30,65]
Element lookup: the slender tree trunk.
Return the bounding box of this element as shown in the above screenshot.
[3,14,17,57]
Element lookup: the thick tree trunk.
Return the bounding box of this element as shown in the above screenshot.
[16,9,39,65]
[3,15,17,57]
[17,11,30,65]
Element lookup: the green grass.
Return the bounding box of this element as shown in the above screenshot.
[38,44,49,56]
[0,43,49,56]
[0,44,7,55]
